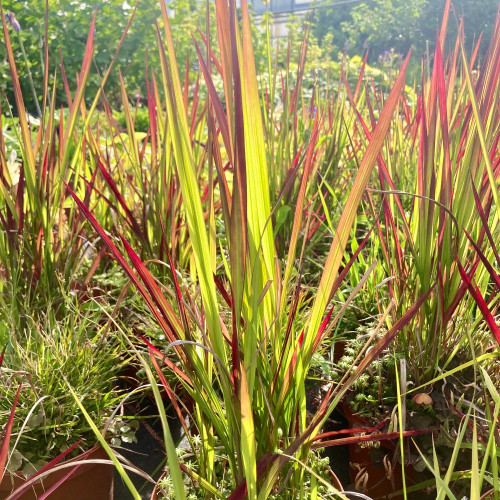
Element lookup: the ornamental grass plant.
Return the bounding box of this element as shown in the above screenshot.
[367,0,500,385]
[0,5,143,496]
[68,0,439,498]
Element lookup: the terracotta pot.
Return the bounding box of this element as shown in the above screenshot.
[0,447,113,500]
[333,340,346,363]
[149,471,164,500]
[342,404,405,500]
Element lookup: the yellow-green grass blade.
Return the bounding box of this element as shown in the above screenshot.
[280,120,321,322]
[405,352,499,395]
[118,70,141,167]
[0,6,38,212]
[181,461,222,498]
[304,51,411,362]
[414,439,458,500]
[138,352,186,500]
[159,1,190,135]
[240,361,257,500]
[155,19,226,366]
[394,358,407,500]
[480,368,500,498]
[439,410,472,500]
[238,0,277,402]
[214,0,234,157]
[459,38,500,217]
[471,414,480,500]
[64,380,141,500]
[65,5,138,189]
[60,11,96,172]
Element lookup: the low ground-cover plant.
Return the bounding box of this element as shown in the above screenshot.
[0,297,129,476]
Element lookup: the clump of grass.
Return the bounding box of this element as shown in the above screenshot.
[367,0,500,384]
[0,295,129,476]
[67,0,433,497]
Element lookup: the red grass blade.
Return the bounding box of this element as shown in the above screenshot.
[8,441,83,500]
[312,228,374,354]
[311,429,432,449]
[457,259,500,345]
[464,229,500,289]
[471,182,500,267]
[0,346,5,369]
[36,466,81,500]
[314,419,387,441]
[352,287,434,378]
[0,382,22,481]
[120,237,184,345]
[59,49,73,107]
[66,184,189,364]
[228,453,280,500]
[97,160,145,241]
[136,333,191,386]
[193,37,232,166]
[150,350,190,439]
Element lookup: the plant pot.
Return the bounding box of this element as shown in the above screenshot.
[333,340,346,363]
[342,404,405,499]
[149,472,164,500]
[0,446,114,500]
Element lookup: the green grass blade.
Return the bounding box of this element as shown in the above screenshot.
[64,380,141,500]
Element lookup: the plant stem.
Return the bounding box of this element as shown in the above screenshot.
[17,32,42,117]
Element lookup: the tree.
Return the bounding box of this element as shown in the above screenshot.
[0,0,209,113]
[312,0,499,63]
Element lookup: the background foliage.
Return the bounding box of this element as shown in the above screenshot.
[2,0,498,113]
[0,0,207,111]
[313,0,498,62]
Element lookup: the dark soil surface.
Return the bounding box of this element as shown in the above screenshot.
[113,404,181,500]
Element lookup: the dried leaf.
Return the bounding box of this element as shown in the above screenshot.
[413,393,433,405]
